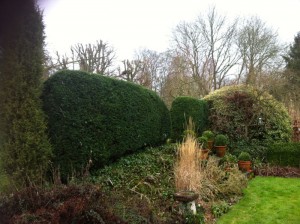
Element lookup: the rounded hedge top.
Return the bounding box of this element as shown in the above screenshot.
[238,152,251,161]
[204,85,292,143]
[170,96,208,141]
[202,130,214,141]
[214,134,229,146]
[42,70,170,179]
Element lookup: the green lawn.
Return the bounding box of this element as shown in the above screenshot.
[217,176,300,224]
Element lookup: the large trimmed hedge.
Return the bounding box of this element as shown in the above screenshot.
[170,96,208,141]
[42,70,170,179]
[204,85,292,143]
[267,143,300,167]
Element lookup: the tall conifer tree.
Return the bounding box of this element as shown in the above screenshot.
[0,0,52,189]
[285,32,300,69]
[283,32,300,113]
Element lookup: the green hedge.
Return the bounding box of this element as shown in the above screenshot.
[170,96,208,141]
[204,85,292,143]
[42,70,170,179]
[266,143,300,167]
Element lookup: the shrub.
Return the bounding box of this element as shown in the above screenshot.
[266,143,300,167]
[42,70,170,180]
[0,1,52,189]
[254,164,300,177]
[202,130,214,141]
[230,138,269,161]
[198,136,208,149]
[220,153,238,165]
[211,201,230,218]
[238,152,251,161]
[215,134,229,146]
[0,184,126,223]
[170,96,208,141]
[200,156,248,201]
[204,85,292,144]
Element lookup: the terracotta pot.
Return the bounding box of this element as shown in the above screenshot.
[238,160,252,172]
[207,140,214,150]
[215,146,226,157]
[200,149,209,160]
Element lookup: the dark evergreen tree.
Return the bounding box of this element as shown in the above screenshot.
[284,32,300,86]
[285,32,300,71]
[0,0,52,189]
[283,32,300,114]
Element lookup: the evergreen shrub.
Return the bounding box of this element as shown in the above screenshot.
[215,134,229,146]
[238,152,251,161]
[202,130,214,141]
[170,96,208,141]
[266,142,300,167]
[0,0,52,189]
[204,85,292,144]
[42,70,170,179]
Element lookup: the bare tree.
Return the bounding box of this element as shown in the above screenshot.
[172,21,210,96]
[236,17,282,85]
[171,7,239,95]
[197,6,240,90]
[160,51,202,107]
[117,59,143,82]
[117,49,170,95]
[71,40,116,75]
[135,49,167,92]
[48,40,116,76]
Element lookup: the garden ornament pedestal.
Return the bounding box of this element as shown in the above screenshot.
[174,191,199,214]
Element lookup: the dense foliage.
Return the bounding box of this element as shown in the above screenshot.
[0,184,126,223]
[266,142,300,167]
[0,0,52,190]
[283,32,300,112]
[204,85,292,145]
[284,32,300,79]
[95,145,177,223]
[42,70,170,180]
[95,144,247,223]
[170,96,208,141]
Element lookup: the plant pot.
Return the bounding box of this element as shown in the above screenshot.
[207,140,213,150]
[238,160,252,172]
[200,149,209,160]
[215,146,226,157]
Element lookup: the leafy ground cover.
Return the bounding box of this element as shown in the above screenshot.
[93,143,248,223]
[217,176,300,224]
[0,144,249,223]
[93,144,179,223]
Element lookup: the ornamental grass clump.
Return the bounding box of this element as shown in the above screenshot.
[174,126,202,192]
[199,157,248,200]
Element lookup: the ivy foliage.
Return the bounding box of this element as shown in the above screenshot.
[204,85,292,143]
[42,70,170,179]
[170,96,208,141]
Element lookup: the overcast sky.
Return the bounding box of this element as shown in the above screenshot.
[38,0,300,61]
